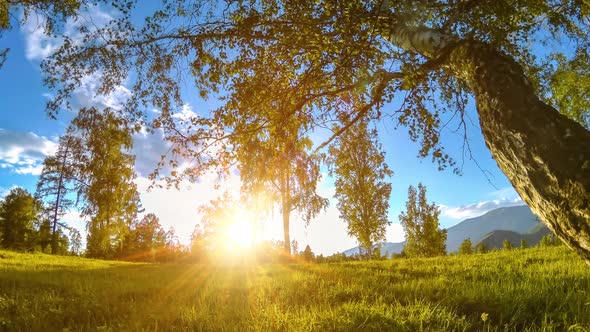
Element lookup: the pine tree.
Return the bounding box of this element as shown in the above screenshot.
[399,184,446,258]
[35,133,84,254]
[477,244,489,254]
[302,245,314,262]
[458,238,474,255]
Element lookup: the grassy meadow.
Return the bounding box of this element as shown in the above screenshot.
[0,246,589,331]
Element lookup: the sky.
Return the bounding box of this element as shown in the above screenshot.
[0,6,525,255]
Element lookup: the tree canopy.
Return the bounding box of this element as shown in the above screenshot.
[5,0,590,262]
[329,118,392,258]
[399,183,446,258]
[0,187,42,250]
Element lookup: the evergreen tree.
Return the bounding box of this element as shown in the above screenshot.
[0,188,42,250]
[329,119,392,259]
[458,238,474,255]
[503,239,513,251]
[35,133,83,254]
[302,245,314,262]
[399,184,446,258]
[520,239,528,250]
[477,244,489,254]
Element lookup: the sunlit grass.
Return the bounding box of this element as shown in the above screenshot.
[0,246,588,331]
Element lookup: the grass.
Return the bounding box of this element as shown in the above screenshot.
[0,246,589,331]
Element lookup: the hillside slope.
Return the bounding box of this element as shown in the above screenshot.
[475,226,551,249]
[445,205,540,252]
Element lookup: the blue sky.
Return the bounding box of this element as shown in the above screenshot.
[0,7,525,255]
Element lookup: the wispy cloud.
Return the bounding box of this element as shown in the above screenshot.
[440,186,524,220]
[0,129,57,175]
[21,5,113,62]
[172,103,199,122]
[21,5,130,111]
[0,185,21,199]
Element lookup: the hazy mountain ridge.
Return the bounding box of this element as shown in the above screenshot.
[475,226,551,250]
[341,242,405,257]
[342,205,547,257]
[444,205,540,252]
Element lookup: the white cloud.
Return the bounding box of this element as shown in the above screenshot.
[21,6,129,111]
[0,185,20,199]
[440,196,524,220]
[70,73,132,111]
[0,129,57,175]
[21,5,113,62]
[22,15,59,61]
[488,186,522,201]
[440,186,524,220]
[172,103,199,122]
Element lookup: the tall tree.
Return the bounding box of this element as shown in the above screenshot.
[69,107,140,258]
[0,188,42,250]
[40,1,590,263]
[399,183,446,258]
[237,115,328,254]
[35,133,82,254]
[329,118,392,258]
[124,213,166,261]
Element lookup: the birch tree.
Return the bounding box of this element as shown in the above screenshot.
[70,107,140,258]
[329,118,392,258]
[38,1,590,263]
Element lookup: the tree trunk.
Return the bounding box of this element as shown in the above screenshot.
[51,140,70,255]
[282,201,291,254]
[280,171,292,254]
[383,26,590,264]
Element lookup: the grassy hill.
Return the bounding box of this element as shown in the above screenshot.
[0,247,589,331]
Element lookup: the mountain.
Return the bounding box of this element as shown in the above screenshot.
[445,205,540,252]
[342,242,404,258]
[341,205,544,256]
[475,225,551,250]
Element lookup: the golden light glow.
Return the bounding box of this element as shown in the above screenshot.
[224,211,254,251]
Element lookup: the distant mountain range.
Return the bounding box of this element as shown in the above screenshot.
[342,205,551,257]
[475,227,551,249]
[342,241,405,257]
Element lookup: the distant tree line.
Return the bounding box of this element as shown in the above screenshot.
[0,107,184,261]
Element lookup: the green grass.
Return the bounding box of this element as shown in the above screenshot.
[0,246,589,331]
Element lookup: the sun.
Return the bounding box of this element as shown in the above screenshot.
[225,212,254,250]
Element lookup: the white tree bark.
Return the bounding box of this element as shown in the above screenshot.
[378,23,590,264]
